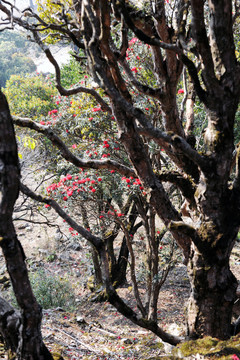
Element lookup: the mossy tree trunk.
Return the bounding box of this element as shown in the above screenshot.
[185,92,240,338]
[187,251,238,339]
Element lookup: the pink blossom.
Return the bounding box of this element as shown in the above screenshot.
[178,88,184,94]
[72,144,77,149]
[129,37,138,44]
[48,109,57,115]
[131,67,138,73]
[92,107,101,112]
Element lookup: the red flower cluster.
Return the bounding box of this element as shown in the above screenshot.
[46,172,103,202]
[121,176,144,191]
[129,37,138,45]
[48,109,58,115]
[232,355,240,360]
[92,106,101,112]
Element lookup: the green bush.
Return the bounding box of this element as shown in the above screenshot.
[5,73,57,119]
[11,269,76,310]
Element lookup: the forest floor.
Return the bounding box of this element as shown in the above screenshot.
[0,202,240,359]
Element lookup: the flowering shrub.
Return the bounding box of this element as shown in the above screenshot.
[45,165,146,235]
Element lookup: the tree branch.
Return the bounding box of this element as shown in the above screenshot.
[20,182,103,250]
[136,121,207,171]
[120,59,164,99]
[157,170,197,207]
[168,220,215,259]
[118,0,181,53]
[208,0,237,76]
[32,31,112,112]
[13,116,135,177]
[98,247,182,346]
[190,0,220,92]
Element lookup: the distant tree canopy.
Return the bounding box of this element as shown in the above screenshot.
[0,30,37,87]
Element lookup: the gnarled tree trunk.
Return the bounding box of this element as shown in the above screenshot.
[187,249,238,339]
[0,91,52,359]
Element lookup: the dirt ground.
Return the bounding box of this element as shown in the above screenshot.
[0,198,240,359]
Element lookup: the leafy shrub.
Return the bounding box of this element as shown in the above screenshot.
[5,73,57,119]
[11,269,75,310]
[60,56,85,87]
[30,269,75,310]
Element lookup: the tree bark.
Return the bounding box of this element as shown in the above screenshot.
[0,91,52,359]
[187,249,238,339]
